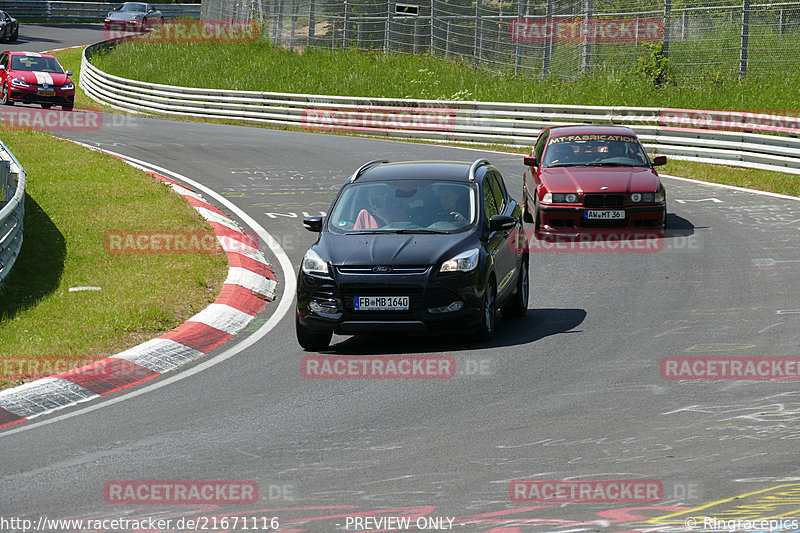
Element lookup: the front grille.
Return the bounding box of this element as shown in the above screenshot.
[337,266,430,275]
[584,194,625,208]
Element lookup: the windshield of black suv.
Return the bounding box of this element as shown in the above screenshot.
[543,133,651,168]
[328,180,478,234]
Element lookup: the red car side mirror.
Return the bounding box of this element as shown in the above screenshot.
[523,155,537,167]
[652,155,667,166]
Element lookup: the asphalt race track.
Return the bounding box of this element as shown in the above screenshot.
[1,27,799,533]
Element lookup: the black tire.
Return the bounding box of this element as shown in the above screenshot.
[41,103,52,109]
[0,27,6,42]
[475,278,497,341]
[502,256,529,318]
[1,83,12,105]
[10,27,17,41]
[296,312,332,351]
[63,106,74,111]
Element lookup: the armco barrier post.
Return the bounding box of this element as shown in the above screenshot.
[0,160,9,203]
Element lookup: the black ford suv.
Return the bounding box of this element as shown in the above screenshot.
[295,159,529,351]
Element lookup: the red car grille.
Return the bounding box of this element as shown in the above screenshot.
[584,194,625,208]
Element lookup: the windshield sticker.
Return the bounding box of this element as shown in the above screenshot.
[549,134,637,144]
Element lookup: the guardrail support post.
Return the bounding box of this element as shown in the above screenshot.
[0,160,8,204]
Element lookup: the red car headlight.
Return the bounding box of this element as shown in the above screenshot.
[545,193,580,203]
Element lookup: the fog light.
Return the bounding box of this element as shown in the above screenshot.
[428,301,464,314]
[310,300,339,314]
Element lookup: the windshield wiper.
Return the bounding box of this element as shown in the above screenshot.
[584,162,633,167]
[391,229,449,234]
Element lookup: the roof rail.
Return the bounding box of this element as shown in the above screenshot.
[468,159,490,182]
[349,160,389,183]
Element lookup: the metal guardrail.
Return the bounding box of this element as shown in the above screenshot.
[0,140,26,291]
[0,0,200,21]
[80,39,800,177]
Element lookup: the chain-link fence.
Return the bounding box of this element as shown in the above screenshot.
[201,0,800,79]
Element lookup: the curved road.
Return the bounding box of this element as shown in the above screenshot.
[1,27,799,533]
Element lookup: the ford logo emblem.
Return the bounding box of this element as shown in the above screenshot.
[373,266,392,273]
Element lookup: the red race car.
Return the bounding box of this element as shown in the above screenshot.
[0,51,75,110]
[522,125,667,235]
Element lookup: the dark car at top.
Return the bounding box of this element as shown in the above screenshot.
[0,51,75,110]
[104,2,164,32]
[296,159,529,351]
[0,11,18,42]
[522,125,667,235]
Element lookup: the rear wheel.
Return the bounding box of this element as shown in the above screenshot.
[296,312,332,351]
[63,106,73,111]
[10,27,17,41]
[475,279,497,341]
[502,256,529,318]
[41,103,52,109]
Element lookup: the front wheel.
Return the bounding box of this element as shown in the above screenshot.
[475,279,497,341]
[296,313,332,351]
[63,106,74,111]
[41,103,52,109]
[522,184,534,223]
[502,256,529,318]
[1,83,12,105]
[10,27,17,41]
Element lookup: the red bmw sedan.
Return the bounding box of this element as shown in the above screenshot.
[522,125,667,235]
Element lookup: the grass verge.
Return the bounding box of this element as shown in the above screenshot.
[89,39,800,114]
[0,129,228,391]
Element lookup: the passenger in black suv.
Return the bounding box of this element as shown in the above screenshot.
[296,159,529,351]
